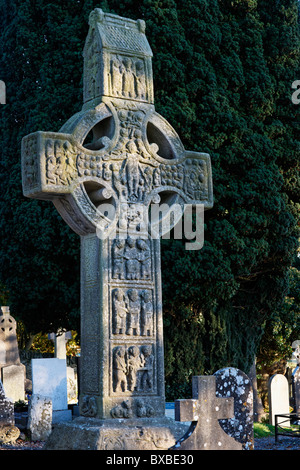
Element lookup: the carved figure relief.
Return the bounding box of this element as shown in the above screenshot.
[112,289,128,335]
[111,400,133,419]
[140,345,154,392]
[112,239,126,279]
[109,55,147,101]
[112,286,154,338]
[113,346,127,392]
[127,289,140,336]
[45,139,77,186]
[111,237,152,281]
[124,237,140,279]
[140,290,153,336]
[110,398,154,419]
[112,344,155,394]
[136,240,151,280]
[80,395,97,417]
[136,399,154,418]
[127,345,143,392]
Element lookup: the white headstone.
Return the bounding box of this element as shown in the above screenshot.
[31,358,71,422]
[268,374,290,427]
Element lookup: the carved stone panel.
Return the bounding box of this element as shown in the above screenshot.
[112,343,155,395]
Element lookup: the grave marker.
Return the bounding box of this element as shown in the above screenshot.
[214,367,254,450]
[27,394,52,441]
[31,358,72,423]
[0,306,26,402]
[268,374,290,427]
[173,375,242,450]
[48,329,72,359]
[0,379,20,444]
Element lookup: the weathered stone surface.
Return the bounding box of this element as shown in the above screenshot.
[45,416,188,450]
[0,379,14,427]
[21,8,213,450]
[0,425,20,444]
[214,367,254,450]
[27,394,52,441]
[1,364,26,404]
[0,306,25,402]
[0,379,19,444]
[173,375,242,450]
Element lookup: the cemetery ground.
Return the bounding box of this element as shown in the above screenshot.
[0,417,300,451]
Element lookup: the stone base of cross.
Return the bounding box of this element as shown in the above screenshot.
[22,9,213,450]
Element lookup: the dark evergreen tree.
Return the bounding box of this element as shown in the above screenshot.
[0,0,94,336]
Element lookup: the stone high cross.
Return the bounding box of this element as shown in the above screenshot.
[173,376,242,450]
[21,10,213,424]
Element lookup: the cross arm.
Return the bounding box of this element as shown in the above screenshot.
[175,399,200,422]
[21,131,79,200]
[156,151,213,209]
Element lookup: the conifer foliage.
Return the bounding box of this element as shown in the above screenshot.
[0,1,298,393]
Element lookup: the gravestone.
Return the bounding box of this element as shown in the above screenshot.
[268,374,290,426]
[172,375,242,450]
[27,394,52,441]
[214,367,254,450]
[0,306,26,402]
[31,358,72,423]
[21,9,213,450]
[48,329,78,403]
[48,329,72,359]
[0,379,20,444]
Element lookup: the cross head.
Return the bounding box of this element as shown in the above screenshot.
[21,9,213,239]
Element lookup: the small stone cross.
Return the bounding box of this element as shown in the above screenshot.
[21,9,213,421]
[172,376,242,450]
[48,329,72,360]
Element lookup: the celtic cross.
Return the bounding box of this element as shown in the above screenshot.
[21,9,213,422]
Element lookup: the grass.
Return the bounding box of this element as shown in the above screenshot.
[253,422,276,438]
[254,421,299,438]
